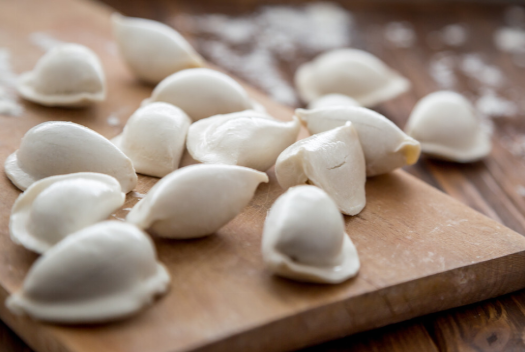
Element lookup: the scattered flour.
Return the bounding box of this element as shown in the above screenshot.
[427,51,517,119]
[502,135,525,158]
[0,48,23,117]
[175,2,353,106]
[441,24,468,47]
[29,32,64,51]
[494,27,525,53]
[427,24,468,49]
[516,185,525,197]
[429,52,457,88]
[475,88,517,118]
[130,191,146,198]
[459,54,504,88]
[107,113,121,126]
[384,22,416,48]
[493,12,525,68]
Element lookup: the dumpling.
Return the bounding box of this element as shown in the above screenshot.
[9,173,125,254]
[5,121,137,192]
[6,221,170,323]
[143,68,255,121]
[296,106,421,176]
[295,48,410,107]
[275,122,366,216]
[112,103,191,177]
[405,91,492,162]
[186,110,301,171]
[112,14,204,84]
[262,185,360,284]
[307,93,360,110]
[127,164,268,238]
[17,44,105,107]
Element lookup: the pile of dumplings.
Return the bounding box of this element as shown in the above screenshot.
[4,12,493,325]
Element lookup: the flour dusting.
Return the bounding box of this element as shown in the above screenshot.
[384,22,416,48]
[29,32,65,51]
[0,48,23,117]
[175,2,353,106]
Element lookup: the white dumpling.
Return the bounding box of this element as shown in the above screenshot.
[10,173,125,254]
[296,106,421,176]
[405,91,492,162]
[295,49,410,107]
[6,221,170,324]
[112,103,191,177]
[143,68,255,121]
[17,44,105,107]
[186,110,301,171]
[262,185,360,284]
[112,14,204,84]
[275,122,366,216]
[5,121,137,192]
[127,164,268,239]
[307,94,360,110]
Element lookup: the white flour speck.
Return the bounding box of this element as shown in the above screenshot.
[475,88,517,118]
[0,48,23,117]
[441,24,468,47]
[429,52,457,88]
[174,2,353,106]
[107,113,120,126]
[517,185,525,197]
[131,191,146,198]
[29,32,64,51]
[494,27,525,53]
[384,22,416,48]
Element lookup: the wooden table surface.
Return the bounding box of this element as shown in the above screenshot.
[3,0,525,351]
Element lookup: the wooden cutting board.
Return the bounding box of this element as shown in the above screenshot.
[1,0,525,351]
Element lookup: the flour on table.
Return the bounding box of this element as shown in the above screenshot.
[130,191,146,199]
[475,88,517,119]
[0,48,23,117]
[384,22,416,48]
[516,185,525,197]
[174,2,353,106]
[429,52,457,88]
[441,24,468,47]
[29,32,65,51]
[107,113,121,126]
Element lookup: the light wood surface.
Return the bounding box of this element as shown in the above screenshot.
[2,0,525,351]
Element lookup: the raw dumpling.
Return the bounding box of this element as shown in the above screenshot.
[143,68,255,121]
[127,164,269,238]
[275,122,366,216]
[262,185,360,284]
[113,103,191,177]
[112,14,204,84]
[186,110,301,171]
[307,94,360,110]
[6,221,170,323]
[17,44,105,107]
[5,121,137,192]
[296,106,421,176]
[295,49,410,107]
[9,173,125,254]
[405,91,492,162]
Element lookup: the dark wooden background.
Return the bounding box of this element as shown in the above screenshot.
[4,0,525,351]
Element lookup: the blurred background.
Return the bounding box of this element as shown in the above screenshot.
[4,0,525,351]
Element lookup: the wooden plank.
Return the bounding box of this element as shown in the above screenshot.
[304,319,440,352]
[426,290,525,351]
[2,0,525,352]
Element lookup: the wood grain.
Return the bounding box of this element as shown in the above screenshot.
[2,0,525,352]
